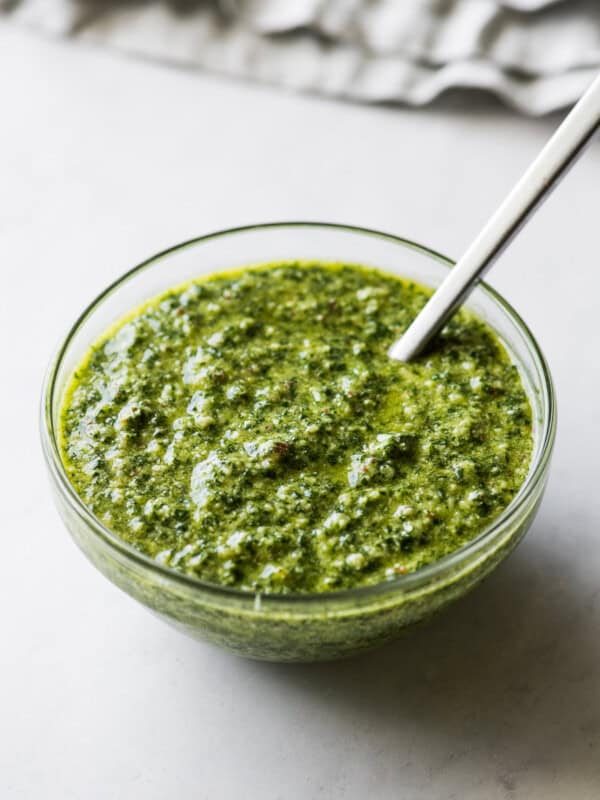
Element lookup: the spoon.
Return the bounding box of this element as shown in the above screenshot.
[389,73,600,362]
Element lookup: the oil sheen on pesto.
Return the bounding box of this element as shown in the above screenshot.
[60,263,533,594]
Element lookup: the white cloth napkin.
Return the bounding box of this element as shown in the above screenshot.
[3,0,600,114]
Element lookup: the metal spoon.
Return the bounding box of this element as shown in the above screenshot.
[389,73,600,362]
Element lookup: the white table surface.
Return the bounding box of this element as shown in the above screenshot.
[2,22,599,800]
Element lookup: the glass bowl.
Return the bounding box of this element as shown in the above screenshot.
[41,223,556,662]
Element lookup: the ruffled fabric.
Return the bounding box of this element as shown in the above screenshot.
[3,0,599,113]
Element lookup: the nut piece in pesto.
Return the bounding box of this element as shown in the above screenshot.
[59,262,533,594]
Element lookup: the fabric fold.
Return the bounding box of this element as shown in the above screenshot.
[2,0,599,113]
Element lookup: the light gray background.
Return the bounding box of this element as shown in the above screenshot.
[2,22,599,800]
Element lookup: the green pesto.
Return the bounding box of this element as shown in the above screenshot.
[59,263,533,594]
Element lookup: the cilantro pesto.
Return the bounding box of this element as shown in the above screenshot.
[59,263,533,594]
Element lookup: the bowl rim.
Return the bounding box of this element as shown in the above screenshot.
[41,221,557,608]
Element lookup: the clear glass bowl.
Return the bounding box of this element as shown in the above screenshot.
[41,223,556,662]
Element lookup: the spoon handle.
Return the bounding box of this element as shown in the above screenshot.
[389,73,600,362]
